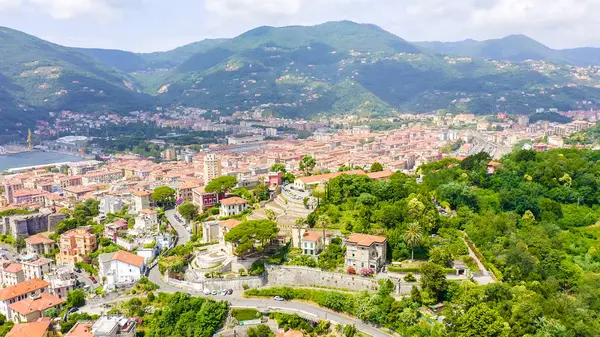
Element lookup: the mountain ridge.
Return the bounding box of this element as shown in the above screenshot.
[2,21,600,136]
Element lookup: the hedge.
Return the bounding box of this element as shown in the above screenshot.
[245,287,356,314]
[388,265,456,275]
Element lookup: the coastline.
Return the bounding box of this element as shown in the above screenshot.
[0,151,90,173]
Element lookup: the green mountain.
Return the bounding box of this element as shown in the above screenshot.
[78,39,228,72]
[415,35,600,66]
[0,26,154,133]
[2,21,600,135]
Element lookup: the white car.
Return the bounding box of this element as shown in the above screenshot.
[274,296,285,301]
[211,290,218,295]
[203,289,211,295]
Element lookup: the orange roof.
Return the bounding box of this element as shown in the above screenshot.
[276,329,303,337]
[297,170,366,184]
[220,197,248,206]
[139,209,157,215]
[346,233,387,247]
[302,231,323,242]
[487,161,502,167]
[6,320,51,337]
[366,169,394,180]
[133,190,151,197]
[25,234,54,245]
[0,279,50,301]
[9,292,64,315]
[4,263,23,273]
[111,250,144,268]
[219,219,241,230]
[66,322,94,337]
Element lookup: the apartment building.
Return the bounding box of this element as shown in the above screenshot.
[203,153,222,184]
[8,292,64,323]
[0,279,51,320]
[56,228,97,265]
[82,171,124,185]
[21,256,53,280]
[25,234,55,256]
[1,263,25,286]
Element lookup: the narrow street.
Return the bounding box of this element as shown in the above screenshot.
[165,208,190,244]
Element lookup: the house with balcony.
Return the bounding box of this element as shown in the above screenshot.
[8,292,64,323]
[344,233,387,272]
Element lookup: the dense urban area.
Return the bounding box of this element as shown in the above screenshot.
[3,19,600,337]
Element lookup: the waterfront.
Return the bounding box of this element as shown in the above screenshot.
[0,151,84,172]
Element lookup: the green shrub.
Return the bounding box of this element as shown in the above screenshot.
[231,308,261,321]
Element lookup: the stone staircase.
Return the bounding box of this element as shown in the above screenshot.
[247,194,313,228]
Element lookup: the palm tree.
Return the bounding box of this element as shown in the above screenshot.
[404,222,423,261]
[317,215,330,251]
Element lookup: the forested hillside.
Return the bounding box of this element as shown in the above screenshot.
[306,149,600,336]
[3,21,600,131]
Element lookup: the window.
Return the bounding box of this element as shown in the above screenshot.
[361,262,364,267]
[310,250,313,255]
[304,242,307,248]
[304,249,307,254]
[310,242,314,248]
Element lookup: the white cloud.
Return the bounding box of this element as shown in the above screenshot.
[1,0,146,20]
[202,0,600,49]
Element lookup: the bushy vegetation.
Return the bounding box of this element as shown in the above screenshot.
[303,149,600,336]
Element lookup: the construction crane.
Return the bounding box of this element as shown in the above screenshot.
[27,129,32,151]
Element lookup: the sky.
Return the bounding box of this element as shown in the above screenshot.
[0,0,598,52]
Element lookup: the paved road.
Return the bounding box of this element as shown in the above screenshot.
[80,290,392,337]
[166,209,190,244]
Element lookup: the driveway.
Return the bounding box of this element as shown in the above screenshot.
[165,209,190,244]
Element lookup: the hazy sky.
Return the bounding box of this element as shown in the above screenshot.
[0,0,598,52]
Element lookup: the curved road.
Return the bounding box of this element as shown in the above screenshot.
[122,210,393,337]
[81,290,391,337]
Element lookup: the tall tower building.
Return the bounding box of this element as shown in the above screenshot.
[203,153,222,183]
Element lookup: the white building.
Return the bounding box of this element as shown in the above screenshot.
[219,197,249,218]
[132,191,152,213]
[21,255,53,280]
[0,279,50,320]
[134,209,158,231]
[91,315,137,337]
[98,251,145,290]
[99,196,124,216]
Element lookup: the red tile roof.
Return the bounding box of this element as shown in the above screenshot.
[0,279,50,301]
[4,263,23,273]
[25,234,54,246]
[8,292,64,315]
[65,322,94,337]
[6,319,51,337]
[346,233,387,247]
[111,250,144,268]
[220,197,248,206]
[219,219,241,230]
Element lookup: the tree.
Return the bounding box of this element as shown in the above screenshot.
[265,209,276,221]
[66,289,86,309]
[404,222,422,261]
[420,262,447,302]
[13,237,25,252]
[178,201,198,222]
[370,162,384,172]
[299,155,316,175]
[254,183,270,201]
[205,176,238,194]
[248,324,274,337]
[270,163,287,173]
[429,246,452,267]
[152,186,176,208]
[224,220,279,258]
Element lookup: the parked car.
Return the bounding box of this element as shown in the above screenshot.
[89,276,97,283]
[68,308,79,314]
[211,290,217,295]
[226,289,233,295]
[221,290,227,296]
[274,296,285,301]
[203,289,211,295]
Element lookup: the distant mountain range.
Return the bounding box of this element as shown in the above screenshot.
[414,34,600,66]
[2,21,600,136]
